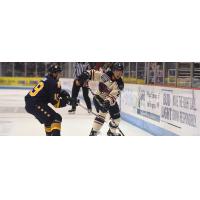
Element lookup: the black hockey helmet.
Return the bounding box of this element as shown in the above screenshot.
[48,64,62,73]
[112,62,124,71]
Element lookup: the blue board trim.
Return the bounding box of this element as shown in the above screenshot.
[0,86,31,90]
[121,112,178,136]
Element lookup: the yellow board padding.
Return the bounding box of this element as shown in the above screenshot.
[51,123,61,131]
[123,77,145,84]
[0,77,42,87]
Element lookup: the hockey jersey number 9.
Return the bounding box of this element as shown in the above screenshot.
[25,75,62,108]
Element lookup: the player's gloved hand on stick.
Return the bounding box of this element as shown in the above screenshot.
[60,90,77,106]
[60,90,70,103]
[60,89,70,99]
[102,100,110,112]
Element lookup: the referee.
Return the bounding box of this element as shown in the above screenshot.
[68,62,92,114]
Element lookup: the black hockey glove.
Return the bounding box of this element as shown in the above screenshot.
[77,71,90,85]
[102,100,110,113]
[60,89,70,99]
[59,89,72,106]
[118,81,124,91]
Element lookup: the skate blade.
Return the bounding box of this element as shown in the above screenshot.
[107,133,122,136]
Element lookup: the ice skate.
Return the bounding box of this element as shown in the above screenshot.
[107,129,121,136]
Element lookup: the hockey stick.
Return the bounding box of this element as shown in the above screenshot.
[88,87,95,96]
[85,87,125,136]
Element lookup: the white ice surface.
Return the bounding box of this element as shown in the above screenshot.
[0,89,151,136]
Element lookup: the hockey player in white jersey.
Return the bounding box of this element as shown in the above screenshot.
[77,62,124,136]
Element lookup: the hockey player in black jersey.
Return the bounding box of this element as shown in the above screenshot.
[25,64,76,136]
[78,62,124,136]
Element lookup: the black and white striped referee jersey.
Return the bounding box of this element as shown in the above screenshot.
[73,62,90,78]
